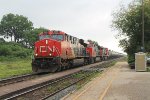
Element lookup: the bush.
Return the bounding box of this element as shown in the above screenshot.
[127,54,135,69]
[128,55,135,64]
[0,45,12,56]
[0,42,32,60]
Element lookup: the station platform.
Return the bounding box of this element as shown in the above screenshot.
[62,62,150,100]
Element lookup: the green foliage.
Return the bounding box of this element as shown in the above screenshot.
[0,45,11,56]
[0,38,5,42]
[23,27,48,48]
[147,67,150,72]
[0,13,49,79]
[0,42,32,60]
[127,54,135,64]
[112,0,150,63]
[0,59,32,79]
[0,13,48,48]
[0,13,33,42]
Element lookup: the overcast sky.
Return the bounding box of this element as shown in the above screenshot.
[0,0,132,53]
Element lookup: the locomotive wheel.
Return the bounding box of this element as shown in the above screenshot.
[56,58,62,72]
[69,60,73,68]
[67,64,70,69]
[103,57,105,61]
[94,58,96,63]
[32,66,38,73]
[65,62,70,69]
[62,66,66,70]
[106,57,108,60]
[67,61,70,69]
[86,59,89,64]
[83,61,86,65]
[57,65,62,72]
[68,61,72,69]
[90,58,94,64]
[49,65,61,72]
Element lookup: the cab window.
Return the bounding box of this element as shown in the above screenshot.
[51,34,64,41]
[39,35,50,40]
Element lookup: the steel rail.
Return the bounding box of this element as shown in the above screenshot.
[41,70,102,100]
[1,57,123,100]
[1,71,81,100]
[42,58,122,100]
[0,73,36,86]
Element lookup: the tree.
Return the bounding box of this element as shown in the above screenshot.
[23,27,48,48]
[0,38,5,43]
[0,13,33,42]
[112,0,150,63]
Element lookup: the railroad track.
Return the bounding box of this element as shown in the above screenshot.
[41,68,104,100]
[1,71,82,100]
[0,57,118,87]
[0,73,52,87]
[1,57,123,100]
[2,69,103,100]
[0,74,36,87]
[0,57,123,100]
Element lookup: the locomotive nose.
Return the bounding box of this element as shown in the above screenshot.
[34,39,61,57]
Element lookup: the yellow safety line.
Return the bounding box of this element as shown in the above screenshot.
[72,76,103,100]
[99,67,120,100]
[72,66,114,100]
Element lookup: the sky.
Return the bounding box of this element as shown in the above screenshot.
[0,0,132,53]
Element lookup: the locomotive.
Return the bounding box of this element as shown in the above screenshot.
[32,30,110,73]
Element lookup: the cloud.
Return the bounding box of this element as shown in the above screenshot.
[0,0,132,53]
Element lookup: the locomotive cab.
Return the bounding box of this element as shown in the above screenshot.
[86,41,97,63]
[34,31,64,57]
[39,31,64,41]
[32,31,65,73]
[32,30,88,73]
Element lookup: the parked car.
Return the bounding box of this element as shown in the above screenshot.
[147,57,150,64]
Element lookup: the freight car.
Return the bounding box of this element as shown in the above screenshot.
[32,30,117,73]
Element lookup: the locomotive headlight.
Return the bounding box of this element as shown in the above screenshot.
[46,40,48,44]
[49,53,52,56]
[35,53,38,56]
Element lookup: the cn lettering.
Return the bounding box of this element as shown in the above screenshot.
[40,46,56,53]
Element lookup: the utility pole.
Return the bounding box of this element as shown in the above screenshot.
[142,0,145,52]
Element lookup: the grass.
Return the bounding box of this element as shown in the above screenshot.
[119,57,127,62]
[72,72,87,78]
[147,64,150,72]
[75,60,120,90]
[0,58,32,79]
[76,71,101,90]
[108,61,116,67]
[0,57,122,79]
[47,80,71,93]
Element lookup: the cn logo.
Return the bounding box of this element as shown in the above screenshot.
[39,46,57,53]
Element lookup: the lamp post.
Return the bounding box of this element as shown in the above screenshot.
[142,0,145,52]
